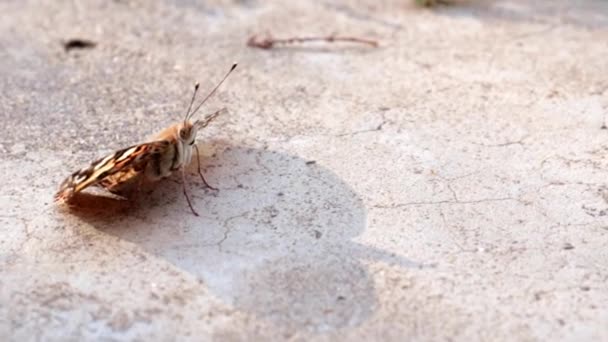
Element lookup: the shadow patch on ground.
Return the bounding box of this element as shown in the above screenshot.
[64,142,426,332]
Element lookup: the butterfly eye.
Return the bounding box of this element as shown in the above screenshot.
[179,128,188,140]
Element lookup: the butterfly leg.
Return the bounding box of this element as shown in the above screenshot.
[181,168,200,216]
[194,144,218,191]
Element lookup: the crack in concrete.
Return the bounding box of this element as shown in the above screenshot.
[470,135,529,148]
[372,196,517,209]
[257,106,393,143]
[444,180,460,202]
[541,154,607,171]
[370,168,525,210]
[334,120,388,138]
[203,212,249,251]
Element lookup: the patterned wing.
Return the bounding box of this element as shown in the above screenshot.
[55,141,171,201]
[97,166,143,196]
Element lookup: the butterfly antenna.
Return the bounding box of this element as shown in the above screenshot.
[184,82,200,124]
[188,63,237,120]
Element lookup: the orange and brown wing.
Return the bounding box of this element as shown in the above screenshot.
[55,141,171,201]
[97,166,143,196]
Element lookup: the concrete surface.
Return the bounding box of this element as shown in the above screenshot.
[1,0,608,340]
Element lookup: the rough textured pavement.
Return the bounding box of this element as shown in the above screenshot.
[1,0,608,340]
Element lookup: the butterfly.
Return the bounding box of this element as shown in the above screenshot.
[55,63,238,216]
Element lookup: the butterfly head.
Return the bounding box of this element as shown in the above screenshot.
[178,122,196,145]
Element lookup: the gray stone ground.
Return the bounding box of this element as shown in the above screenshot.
[1,0,608,340]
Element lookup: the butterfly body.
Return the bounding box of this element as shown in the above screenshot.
[145,122,195,181]
[55,112,219,209]
[55,64,237,216]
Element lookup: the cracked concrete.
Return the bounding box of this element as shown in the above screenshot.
[1,0,608,340]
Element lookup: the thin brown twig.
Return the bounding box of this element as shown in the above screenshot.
[247,34,379,50]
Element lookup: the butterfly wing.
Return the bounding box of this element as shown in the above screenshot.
[55,141,171,201]
[96,166,143,197]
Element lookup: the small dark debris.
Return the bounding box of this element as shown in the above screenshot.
[337,295,346,301]
[306,160,316,165]
[580,286,590,291]
[277,192,284,197]
[557,318,566,326]
[237,184,244,189]
[602,123,607,130]
[313,230,322,239]
[63,39,97,52]
[416,0,457,7]
[563,243,574,250]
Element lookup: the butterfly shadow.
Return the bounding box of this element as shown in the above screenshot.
[67,140,430,334]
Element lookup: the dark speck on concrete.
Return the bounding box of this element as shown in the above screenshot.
[314,230,322,239]
[63,38,97,52]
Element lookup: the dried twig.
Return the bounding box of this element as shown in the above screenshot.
[247,34,379,50]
